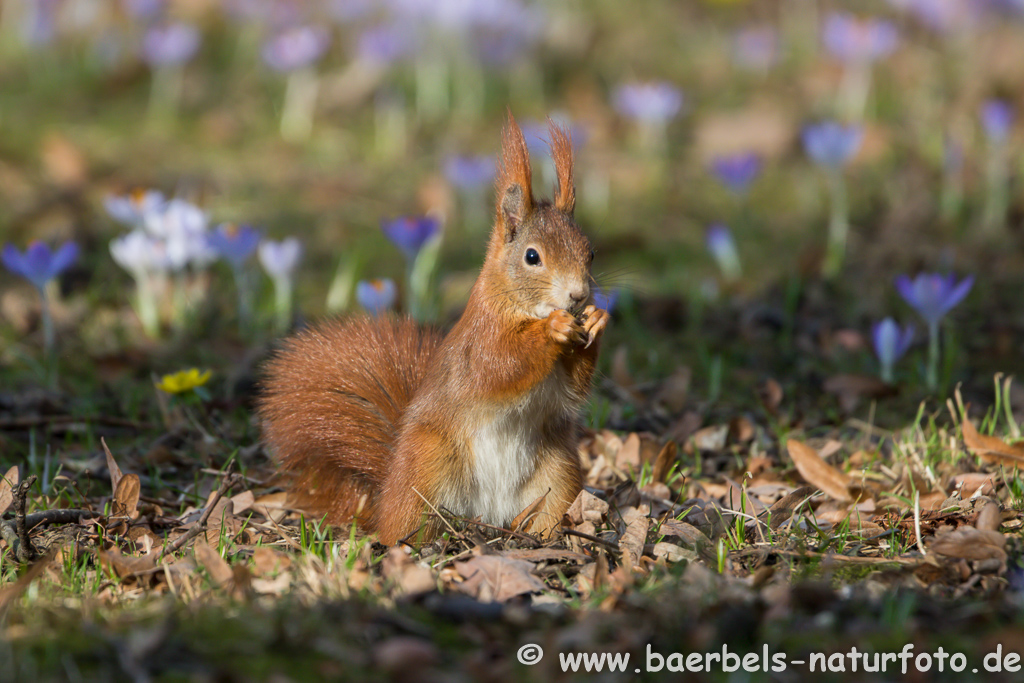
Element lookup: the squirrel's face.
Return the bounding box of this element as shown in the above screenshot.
[489,116,593,320]
[503,204,594,320]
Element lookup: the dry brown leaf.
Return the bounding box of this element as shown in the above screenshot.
[204,500,233,546]
[0,550,56,615]
[565,490,609,526]
[650,440,678,484]
[511,491,548,532]
[230,490,255,515]
[930,528,1006,563]
[0,465,19,516]
[252,546,292,577]
[194,541,233,586]
[99,548,156,578]
[382,546,435,597]
[961,416,1024,467]
[616,433,642,472]
[113,473,141,519]
[454,555,545,602]
[949,473,997,498]
[765,486,816,529]
[787,439,854,503]
[102,437,123,492]
[650,542,698,563]
[251,491,290,522]
[618,506,649,571]
[976,501,1002,532]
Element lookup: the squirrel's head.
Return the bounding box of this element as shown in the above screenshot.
[485,114,594,320]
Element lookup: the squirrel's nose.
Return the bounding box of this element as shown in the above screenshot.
[569,288,588,305]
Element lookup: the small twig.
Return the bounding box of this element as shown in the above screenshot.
[398,487,460,547]
[457,518,542,548]
[561,528,620,552]
[914,490,926,557]
[0,415,159,431]
[198,468,267,487]
[157,466,238,559]
[13,476,38,562]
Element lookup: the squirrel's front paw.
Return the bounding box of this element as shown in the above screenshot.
[580,305,609,349]
[547,309,587,347]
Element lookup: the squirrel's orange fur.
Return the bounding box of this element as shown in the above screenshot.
[258,115,608,545]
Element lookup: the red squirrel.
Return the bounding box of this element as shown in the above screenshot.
[257,115,608,545]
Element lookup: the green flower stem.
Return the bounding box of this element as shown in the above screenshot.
[273,275,293,333]
[148,65,183,124]
[280,68,319,143]
[39,288,55,388]
[373,92,407,161]
[982,144,1008,234]
[415,54,449,122]
[326,256,358,314]
[823,168,848,278]
[839,59,872,122]
[231,266,253,335]
[135,274,160,339]
[172,272,188,333]
[926,321,940,392]
[408,234,443,321]
[940,164,963,224]
[880,362,893,385]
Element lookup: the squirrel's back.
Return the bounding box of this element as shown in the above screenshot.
[257,315,442,526]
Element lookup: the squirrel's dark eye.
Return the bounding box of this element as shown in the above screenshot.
[525,248,541,266]
[589,249,595,263]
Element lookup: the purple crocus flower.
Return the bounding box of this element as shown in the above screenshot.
[872,317,914,382]
[104,189,166,227]
[142,22,200,67]
[209,224,262,269]
[592,288,619,313]
[2,241,79,291]
[895,273,973,328]
[142,198,213,269]
[122,0,165,21]
[356,278,397,314]
[802,122,863,168]
[110,230,169,275]
[357,24,415,63]
[329,0,375,22]
[381,216,441,261]
[733,26,778,70]
[980,100,1014,142]
[891,0,981,34]
[22,0,58,47]
[612,82,685,124]
[710,153,761,194]
[262,26,330,72]
[823,13,899,63]
[444,155,496,191]
[258,238,303,280]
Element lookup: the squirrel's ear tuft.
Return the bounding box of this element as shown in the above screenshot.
[496,112,534,240]
[548,120,575,215]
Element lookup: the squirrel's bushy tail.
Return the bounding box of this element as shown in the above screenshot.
[257,316,442,525]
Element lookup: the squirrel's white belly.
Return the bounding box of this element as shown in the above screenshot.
[464,368,575,525]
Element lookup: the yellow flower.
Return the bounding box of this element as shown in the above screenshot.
[156,368,211,394]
